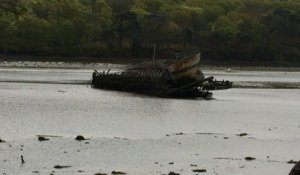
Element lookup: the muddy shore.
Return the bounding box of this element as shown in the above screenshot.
[0,64,299,175]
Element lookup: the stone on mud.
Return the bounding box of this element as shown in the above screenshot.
[75,135,85,141]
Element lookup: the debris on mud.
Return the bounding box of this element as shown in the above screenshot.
[75,135,86,141]
[192,169,207,173]
[54,165,72,169]
[21,155,25,164]
[91,48,232,98]
[0,138,5,143]
[287,160,299,164]
[236,133,249,137]
[245,157,256,161]
[168,172,180,175]
[94,173,107,175]
[38,136,49,141]
[111,171,126,174]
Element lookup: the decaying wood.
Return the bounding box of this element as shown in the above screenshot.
[91,48,232,98]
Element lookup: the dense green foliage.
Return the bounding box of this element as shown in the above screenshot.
[0,0,299,65]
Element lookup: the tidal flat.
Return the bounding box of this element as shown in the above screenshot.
[0,66,299,175]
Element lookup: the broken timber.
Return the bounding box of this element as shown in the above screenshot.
[91,48,232,98]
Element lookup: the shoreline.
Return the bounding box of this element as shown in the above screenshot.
[1,65,299,89]
[1,60,300,72]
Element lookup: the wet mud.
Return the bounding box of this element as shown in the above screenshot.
[0,66,299,175]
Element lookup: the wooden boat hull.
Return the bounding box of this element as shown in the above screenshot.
[168,53,200,81]
[91,48,232,98]
[91,72,171,96]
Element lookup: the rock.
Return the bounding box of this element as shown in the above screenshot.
[38,136,49,141]
[192,169,207,173]
[0,138,5,143]
[245,157,256,161]
[289,161,300,175]
[54,165,72,169]
[111,171,126,174]
[169,162,174,165]
[168,172,180,175]
[75,135,85,141]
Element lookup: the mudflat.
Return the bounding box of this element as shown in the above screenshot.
[0,65,299,175]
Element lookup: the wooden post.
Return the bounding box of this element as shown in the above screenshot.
[152,43,156,62]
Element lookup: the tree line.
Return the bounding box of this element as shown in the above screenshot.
[0,0,299,65]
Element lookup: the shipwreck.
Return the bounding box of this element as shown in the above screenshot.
[91,48,232,98]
